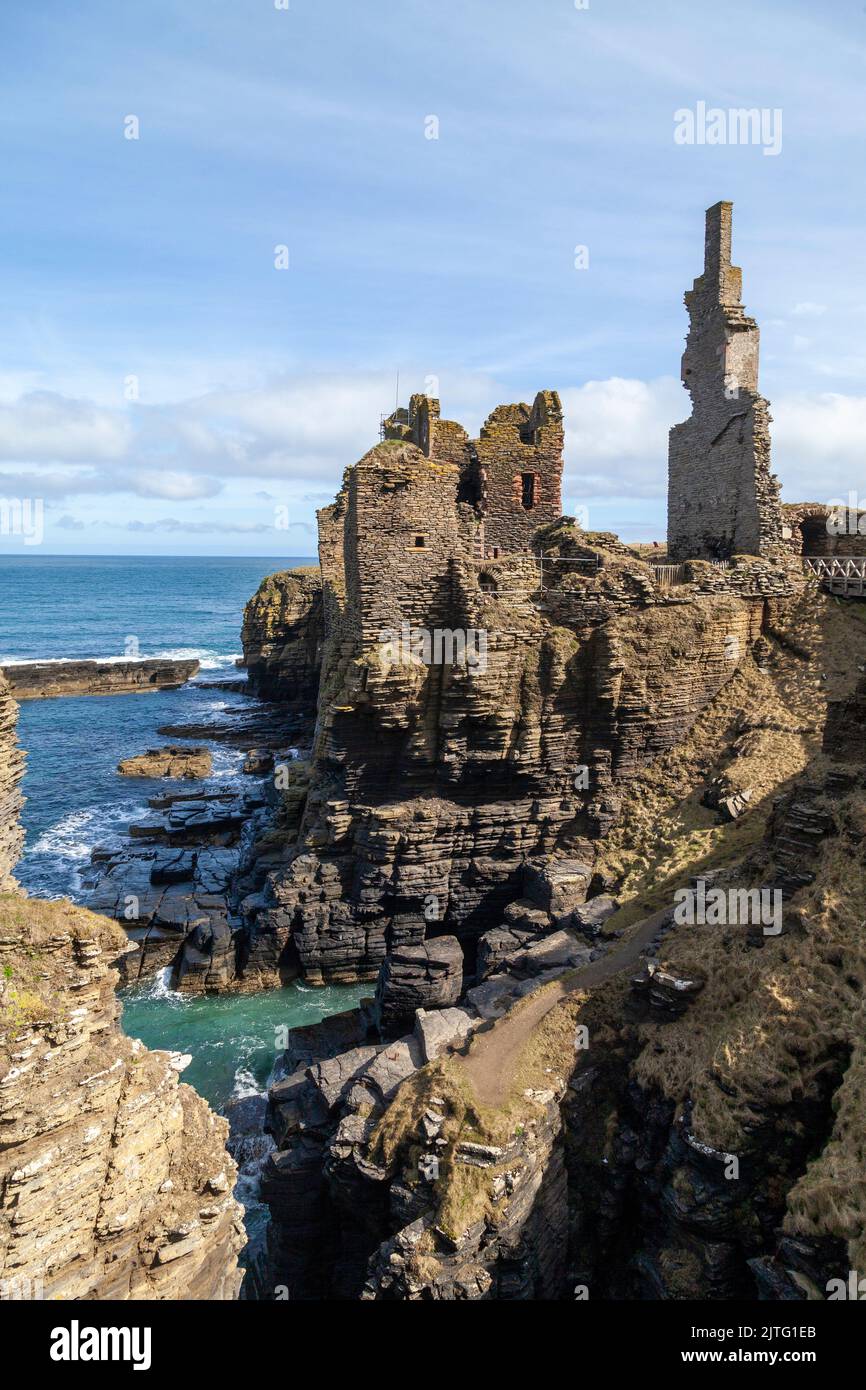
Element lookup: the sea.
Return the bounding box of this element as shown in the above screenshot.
[0,555,368,1266]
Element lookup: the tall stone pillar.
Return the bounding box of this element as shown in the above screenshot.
[667,201,782,561]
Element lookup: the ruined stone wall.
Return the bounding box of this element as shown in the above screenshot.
[473,391,564,555]
[383,394,473,474]
[0,673,24,889]
[668,202,783,562]
[382,390,564,558]
[346,441,475,648]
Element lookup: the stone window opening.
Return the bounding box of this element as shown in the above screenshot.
[478,572,497,593]
[412,533,426,549]
[520,472,538,510]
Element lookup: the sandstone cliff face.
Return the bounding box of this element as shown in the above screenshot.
[0,896,246,1300]
[0,674,24,891]
[241,568,323,704]
[258,580,866,1302]
[251,522,799,987]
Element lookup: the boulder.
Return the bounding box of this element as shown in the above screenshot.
[243,747,274,775]
[414,1006,476,1063]
[524,858,592,917]
[374,935,464,1033]
[568,895,619,935]
[118,745,212,780]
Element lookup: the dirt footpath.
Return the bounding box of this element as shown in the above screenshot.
[461,907,671,1108]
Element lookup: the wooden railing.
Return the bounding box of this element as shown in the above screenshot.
[803,556,866,596]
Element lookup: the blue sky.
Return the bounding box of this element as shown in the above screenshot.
[1,0,865,554]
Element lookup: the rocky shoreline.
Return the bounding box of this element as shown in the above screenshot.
[82,693,313,992]
[2,656,200,699]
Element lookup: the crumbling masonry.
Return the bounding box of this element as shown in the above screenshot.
[667,201,783,562]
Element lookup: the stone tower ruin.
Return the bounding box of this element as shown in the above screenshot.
[667,201,782,561]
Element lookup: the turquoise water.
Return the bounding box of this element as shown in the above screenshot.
[121,973,368,1111]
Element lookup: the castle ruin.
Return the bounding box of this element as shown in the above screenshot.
[667,201,783,562]
[379,389,564,557]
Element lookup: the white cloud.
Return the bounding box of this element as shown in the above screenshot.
[561,376,683,498]
[772,392,866,500]
[0,391,129,462]
[791,302,827,318]
[125,519,287,533]
[130,470,222,500]
[0,374,863,530]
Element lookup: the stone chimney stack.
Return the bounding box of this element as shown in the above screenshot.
[667,201,782,562]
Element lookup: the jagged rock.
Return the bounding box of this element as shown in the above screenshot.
[477,925,534,979]
[308,1045,381,1112]
[502,899,552,933]
[504,928,594,978]
[524,858,591,917]
[243,747,274,775]
[118,744,213,780]
[568,895,619,935]
[150,849,196,885]
[702,777,753,821]
[630,961,706,1017]
[362,1038,423,1102]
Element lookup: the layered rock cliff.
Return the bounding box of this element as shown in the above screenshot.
[257,576,866,1300]
[0,896,246,1299]
[241,568,323,704]
[0,675,24,890]
[248,513,801,989]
